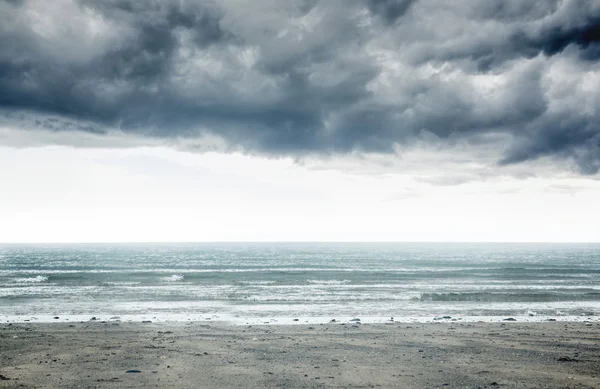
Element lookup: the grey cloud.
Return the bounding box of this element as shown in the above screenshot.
[501,113,600,175]
[2,0,23,5]
[0,0,599,175]
[366,0,415,24]
[472,1,560,22]
[399,0,600,69]
[511,13,600,61]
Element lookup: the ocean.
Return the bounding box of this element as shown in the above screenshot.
[1,243,599,324]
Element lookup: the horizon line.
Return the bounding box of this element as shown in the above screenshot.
[1,241,599,245]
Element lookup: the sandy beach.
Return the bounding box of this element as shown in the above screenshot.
[1,320,599,388]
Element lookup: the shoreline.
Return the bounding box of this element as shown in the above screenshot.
[1,321,599,388]
[2,313,599,325]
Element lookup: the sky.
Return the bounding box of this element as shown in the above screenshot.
[0,0,599,243]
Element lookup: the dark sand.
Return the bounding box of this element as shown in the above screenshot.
[1,321,599,388]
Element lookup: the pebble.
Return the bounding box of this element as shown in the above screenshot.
[557,356,579,362]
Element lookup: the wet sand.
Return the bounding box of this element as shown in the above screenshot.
[1,321,599,388]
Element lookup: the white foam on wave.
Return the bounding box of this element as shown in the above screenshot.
[161,274,184,282]
[241,291,420,302]
[306,279,351,285]
[238,281,277,285]
[13,275,49,283]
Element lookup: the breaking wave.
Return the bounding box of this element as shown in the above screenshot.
[13,275,49,283]
[161,274,185,282]
[306,280,351,285]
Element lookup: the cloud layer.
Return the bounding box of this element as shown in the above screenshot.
[1,0,599,173]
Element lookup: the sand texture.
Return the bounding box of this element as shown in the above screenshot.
[1,321,599,388]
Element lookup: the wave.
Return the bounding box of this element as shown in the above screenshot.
[418,291,600,303]
[12,275,48,283]
[161,274,184,282]
[240,292,419,302]
[101,281,142,286]
[306,280,351,285]
[238,281,277,285]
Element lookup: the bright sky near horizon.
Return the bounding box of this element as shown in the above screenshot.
[1,0,600,242]
[1,144,598,243]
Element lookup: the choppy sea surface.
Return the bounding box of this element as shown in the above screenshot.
[1,243,599,324]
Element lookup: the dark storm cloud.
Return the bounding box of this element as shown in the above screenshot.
[1,0,600,174]
[365,0,415,24]
[511,13,600,61]
[500,113,600,175]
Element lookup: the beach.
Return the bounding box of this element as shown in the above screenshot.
[2,244,600,388]
[1,320,599,388]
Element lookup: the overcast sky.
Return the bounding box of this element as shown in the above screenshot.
[1,0,599,242]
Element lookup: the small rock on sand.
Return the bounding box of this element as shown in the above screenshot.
[557,356,579,362]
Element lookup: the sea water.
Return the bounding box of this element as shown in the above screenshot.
[1,243,599,324]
